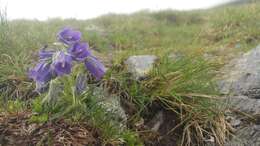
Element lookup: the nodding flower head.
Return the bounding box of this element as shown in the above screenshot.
[68,42,91,61]
[52,51,73,76]
[29,62,52,83]
[57,27,81,45]
[84,55,106,80]
[29,27,107,92]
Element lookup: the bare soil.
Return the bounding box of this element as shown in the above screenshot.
[0,112,102,146]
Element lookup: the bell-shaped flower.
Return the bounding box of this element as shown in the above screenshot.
[29,62,52,83]
[84,56,106,80]
[57,27,81,45]
[52,51,72,76]
[68,42,91,61]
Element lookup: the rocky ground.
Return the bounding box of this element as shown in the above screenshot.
[116,44,260,146]
[1,45,260,146]
[102,44,260,145]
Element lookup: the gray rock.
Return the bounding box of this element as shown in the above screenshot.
[227,96,260,114]
[225,125,260,146]
[224,96,260,146]
[219,45,260,146]
[219,45,260,99]
[230,118,242,128]
[125,55,158,80]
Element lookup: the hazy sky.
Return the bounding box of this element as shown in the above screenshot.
[1,0,235,20]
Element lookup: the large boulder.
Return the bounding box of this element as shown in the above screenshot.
[219,45,260,99]
[219,45,260,146]
[125,55,158,80]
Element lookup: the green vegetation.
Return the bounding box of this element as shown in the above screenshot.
[0,1,259,146]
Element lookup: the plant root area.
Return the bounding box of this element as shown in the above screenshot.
[0,112,102,146]
[135,100,182,146]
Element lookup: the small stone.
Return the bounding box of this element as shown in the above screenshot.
[125,55,158,80]
[230,119,241,128]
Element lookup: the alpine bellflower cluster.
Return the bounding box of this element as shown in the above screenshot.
[29,27,106,91]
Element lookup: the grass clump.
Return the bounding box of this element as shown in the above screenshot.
[0,99,26,113]
[106,52,231,145]
[151,56,230,146]
[145,54,218,95]
[0,7,35,101]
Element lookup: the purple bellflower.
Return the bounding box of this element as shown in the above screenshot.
[84,56,106,80]
[29,62,52,83]
[68,42,91,61]
[29,27,107,93]
[52,51,73,76]
[57,27,81,45]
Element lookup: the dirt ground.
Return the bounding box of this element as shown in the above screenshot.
[0,112,102,146]
[0,100,182,146]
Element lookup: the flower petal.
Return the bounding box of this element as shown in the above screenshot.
[29,62,52,83]
[57,27,81,45]
[84,56,106,80]
[53,51,72,76]
[68,42,91,61]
